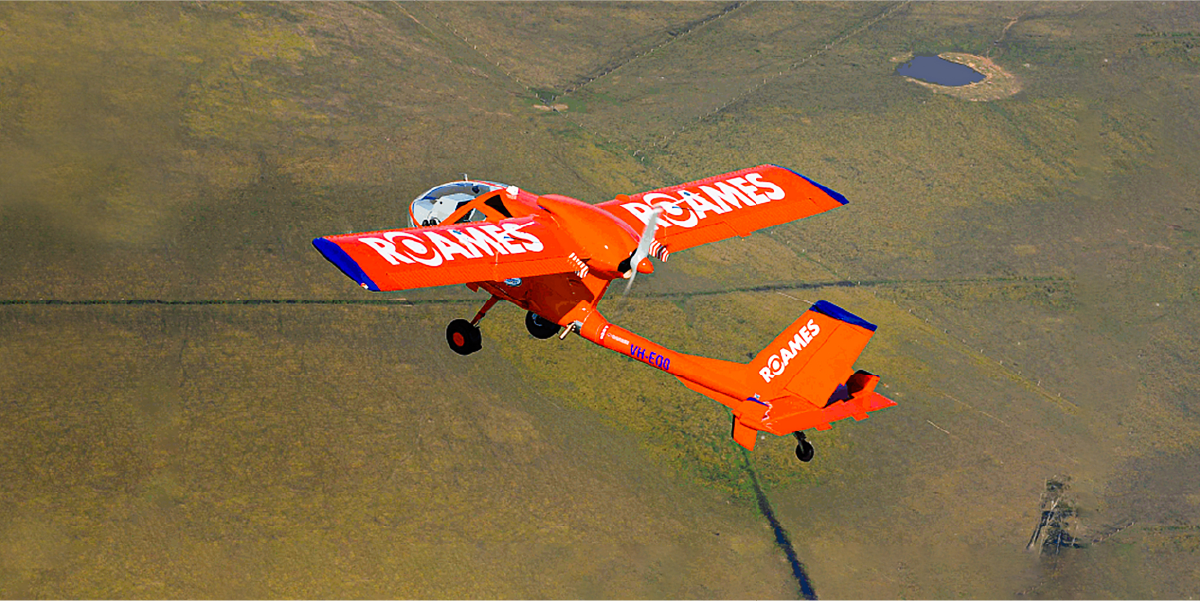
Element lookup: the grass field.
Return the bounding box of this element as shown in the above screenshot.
[2,2,1198,598]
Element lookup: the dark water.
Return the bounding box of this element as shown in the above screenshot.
[895,55,985,86]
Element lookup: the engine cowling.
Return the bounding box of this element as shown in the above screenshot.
[536,194,649,279]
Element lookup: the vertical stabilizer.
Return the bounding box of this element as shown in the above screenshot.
[749,300,877,408]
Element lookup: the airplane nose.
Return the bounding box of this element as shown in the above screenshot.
[536,193,641,278]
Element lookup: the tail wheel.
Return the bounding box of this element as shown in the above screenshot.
[446,319,483,355]
[793,431,814,462]
[795,439,815,462]
[525,311,562,340]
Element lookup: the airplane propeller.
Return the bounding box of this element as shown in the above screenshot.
[622,202,670,295]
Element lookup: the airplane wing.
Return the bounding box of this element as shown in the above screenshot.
[595,164,847,257]
[313,216,583,292]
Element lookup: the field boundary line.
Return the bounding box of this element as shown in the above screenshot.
[558,1,750,99]
[637,0,912,157]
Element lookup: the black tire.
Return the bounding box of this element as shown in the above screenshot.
[795,440,815,463]
[525,312,562,340]
[447,319,483,355]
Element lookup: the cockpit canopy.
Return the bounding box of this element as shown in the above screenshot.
[408,180,507,228]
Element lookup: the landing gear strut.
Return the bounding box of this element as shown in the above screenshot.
[447,296,499,356]
[794,431,815,463]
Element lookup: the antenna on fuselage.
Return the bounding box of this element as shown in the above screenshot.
[461,173,469,181]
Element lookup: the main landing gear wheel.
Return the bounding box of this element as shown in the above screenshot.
[525,312,562,340]
[446,319,483,355]
[794,431,815,463]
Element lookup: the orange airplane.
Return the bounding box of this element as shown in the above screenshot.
[314,165,895,462]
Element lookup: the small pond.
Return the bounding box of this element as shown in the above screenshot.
[895,55,985,86]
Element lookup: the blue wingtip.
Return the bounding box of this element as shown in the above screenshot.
[771,164,849,205]
[811,300,877,332]
[313,237,380,292]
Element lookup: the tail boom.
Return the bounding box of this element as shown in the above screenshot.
[577,317,751,408]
